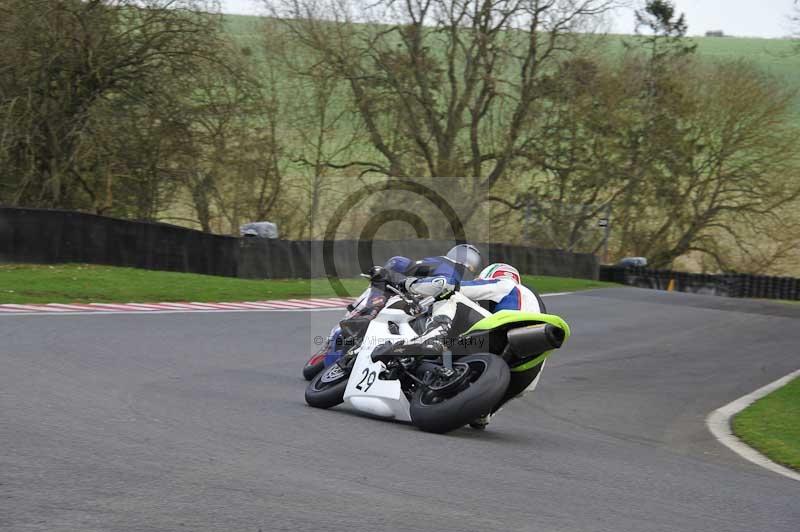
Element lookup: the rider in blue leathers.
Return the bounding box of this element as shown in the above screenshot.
[304,245,482,379]
[307,247,547,429]
[348,244,482,315]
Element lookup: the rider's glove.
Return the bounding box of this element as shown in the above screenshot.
[367,266,407,290]
[367,265,387,283]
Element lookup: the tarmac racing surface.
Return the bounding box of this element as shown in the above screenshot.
[1,288,798,531]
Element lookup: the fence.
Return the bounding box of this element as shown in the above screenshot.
[238,239,598,279]
[599,266,800,301]
[0,207,239,277]
[0,207,599,280]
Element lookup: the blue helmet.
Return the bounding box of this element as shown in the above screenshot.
[384,255,412,274]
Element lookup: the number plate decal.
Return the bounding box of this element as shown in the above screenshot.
[355,368,377,392]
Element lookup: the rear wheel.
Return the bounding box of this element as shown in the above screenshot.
[410,354,510,434]
[305,360,351,409]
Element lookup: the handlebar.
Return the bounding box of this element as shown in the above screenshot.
[361,267,445,316]
[384,282,435,316]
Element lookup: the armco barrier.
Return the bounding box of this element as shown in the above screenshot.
[0,207,598,280]
[599,266,800,301]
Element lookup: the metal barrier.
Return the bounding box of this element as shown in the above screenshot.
[238,239,599,280]
[599,266,800,301]
[0,206,238,277]
[0,207,599,280]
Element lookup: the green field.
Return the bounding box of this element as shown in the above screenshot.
[732,377,800,471]
[0,263,615,304]
[224,13,800,112]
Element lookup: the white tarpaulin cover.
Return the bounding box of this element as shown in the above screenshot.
[240,221,279,239]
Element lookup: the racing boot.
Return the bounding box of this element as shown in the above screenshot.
[401,315,452,356]
[371,316,452,364]
[469,414,491,430]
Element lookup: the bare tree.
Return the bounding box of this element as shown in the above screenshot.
[486,47,800,273]
[171,47,286,234]
[0,0,227,212]
[263,0,620,223]
[486,51,632,252]
[257,25,355,239]
[289,67,365,239]
[630,60,800,269]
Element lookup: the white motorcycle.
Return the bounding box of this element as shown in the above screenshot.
[305,281,571,433]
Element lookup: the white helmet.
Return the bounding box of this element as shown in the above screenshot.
[446,244,482,273]
[479,263,521,285]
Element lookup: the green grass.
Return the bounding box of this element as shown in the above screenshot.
[0,263,614,304]
[521,274,615,294]
[224,13,800,114]
[732,377,800,471]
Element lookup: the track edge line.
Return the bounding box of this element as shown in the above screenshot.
[705,369,800,482]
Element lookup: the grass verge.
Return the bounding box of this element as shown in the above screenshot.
[522,275,615,294]
[0,263,616,304]
[732,377,800,471]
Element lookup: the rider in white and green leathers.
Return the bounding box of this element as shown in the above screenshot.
[405,262,548,429]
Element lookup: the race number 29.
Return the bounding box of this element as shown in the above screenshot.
[356,368,376,392]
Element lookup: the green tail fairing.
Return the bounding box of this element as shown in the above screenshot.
[463,311,571,373]
[465,310,571,338]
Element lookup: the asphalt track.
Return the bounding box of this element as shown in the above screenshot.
[1,288,798,532]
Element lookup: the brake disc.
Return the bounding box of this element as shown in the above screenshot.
[321,364,346,383]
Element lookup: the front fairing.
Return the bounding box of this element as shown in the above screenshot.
[342,299,420,421]
[323,327,345,367]
[325,285,392,366]
[344,285,389,319]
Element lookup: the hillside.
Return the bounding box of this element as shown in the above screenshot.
[222,13,800,110]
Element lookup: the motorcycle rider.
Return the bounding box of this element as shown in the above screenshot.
[347,243,482,318]
[402,263,548,429]
[402,262,542,336]
[306,244,483,379]
[472,262,545,314]
[406,243,482,280]
[334,250,552,430]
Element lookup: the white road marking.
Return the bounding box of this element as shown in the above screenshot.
[31,305,75,312]
[306,298,348,305]
[189,302,254,310]
[199,302,272,310]
[109,303,177,311]
[85,303,142,311]
[45,303,102,312]
[0,307,348,317]
[0,298,356,316]
[87,303,131,312]
[706,369,800,482]
[229,302,290,309]
[259,300,314,308]
[0,291,577,317]
[0,304,57,312]
[284,298,342,307]
[148,302,220,310]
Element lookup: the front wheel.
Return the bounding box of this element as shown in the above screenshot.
[305,361,351,409]
[410,354,510,434]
